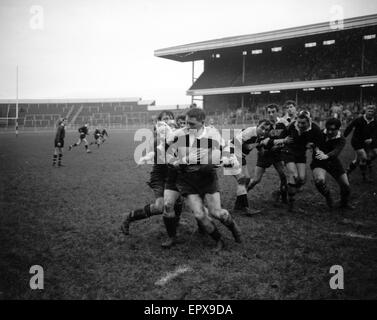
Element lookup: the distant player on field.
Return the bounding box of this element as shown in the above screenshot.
[90,127,102,148]
[68,123,91,153]
[53,118,66,167]
[101,128,109,143]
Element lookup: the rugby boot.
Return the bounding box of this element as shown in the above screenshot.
[325,194,334,210]
[120,207,148,235]
[161,216,178,249]
[226,219,242,243]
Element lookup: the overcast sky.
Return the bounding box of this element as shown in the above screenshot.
[1,0,377,105]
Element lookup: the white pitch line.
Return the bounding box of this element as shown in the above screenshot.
[155,265,193,286]
[330,232,377,240]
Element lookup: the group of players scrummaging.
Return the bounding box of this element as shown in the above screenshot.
[120,103,377,252]
[52,119,109,167]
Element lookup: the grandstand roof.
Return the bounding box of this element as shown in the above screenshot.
[187,75,377,96]
[0,97,142,104]
[155,14,377,62]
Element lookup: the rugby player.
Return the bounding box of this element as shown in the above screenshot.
[281,110,324,212]
[101,128,109,143]
[90,127,102,148]
[344,105,377,182]
[311,118,352,209]
[176,115,186,128]
[281,100,298,124]
[68,123,91,153]
[120,111,183,240]
[228,119,272,215]
[247,104,288,205]
[53,118,66,167]
[165,108,242,252]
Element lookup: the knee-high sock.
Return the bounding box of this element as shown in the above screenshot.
[340,184,351,206]
[347,160,357,174]
[173,199,183,224]
[127,204,159,222]
[52,154,57,165]
[280,175,288,201]
[287,183,296,203]
[58,154,63,165]
[359,162,367,178]
[163,216,177,238]
[315,180,330,198]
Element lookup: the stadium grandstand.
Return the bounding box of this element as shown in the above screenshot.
[0,97,158,130]
[155,14,377,126]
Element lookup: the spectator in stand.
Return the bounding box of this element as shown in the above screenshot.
[330,102,343,120]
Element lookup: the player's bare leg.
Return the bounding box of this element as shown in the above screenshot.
[69,138,81,151]
[83,138,91,153]
[185,194,225,252]
[205,192,242,244]
[313,168,333,209]
[366,148,377,181]
[286,162,298,212]
[161,189,181,248]
[272,161,288,204]
[336,173,353,209]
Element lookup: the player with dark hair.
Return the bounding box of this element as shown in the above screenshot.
[229,119,272,215]
[281,110,324,212]
[311,118,352,209]
[120,110,183,241]
[344,105,377,182]
[165,107,242,252]
[68,123,91,153]
[281,100,298,124]
[53,118,66,167]
[247,104,289,205]
[176,114,186,128]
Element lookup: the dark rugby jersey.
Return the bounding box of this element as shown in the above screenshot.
[285,121,324,155]
[78,126,89,135]
[101,129,108,137]
[313,130,346,161]
[55,125,65,142]
[94,129,101,138]
[343,115,377,142]
[264,119,289,152]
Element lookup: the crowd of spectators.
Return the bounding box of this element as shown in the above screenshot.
[205,99,376,128]
[192,35,377,90]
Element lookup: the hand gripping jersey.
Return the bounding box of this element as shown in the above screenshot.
[313,130,346,161]
[229,127,260,158]
[285,120,324,156]
[166,126,224,171]
[263,118,289,153]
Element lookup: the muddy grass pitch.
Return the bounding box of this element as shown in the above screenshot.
[1,130,376,299]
